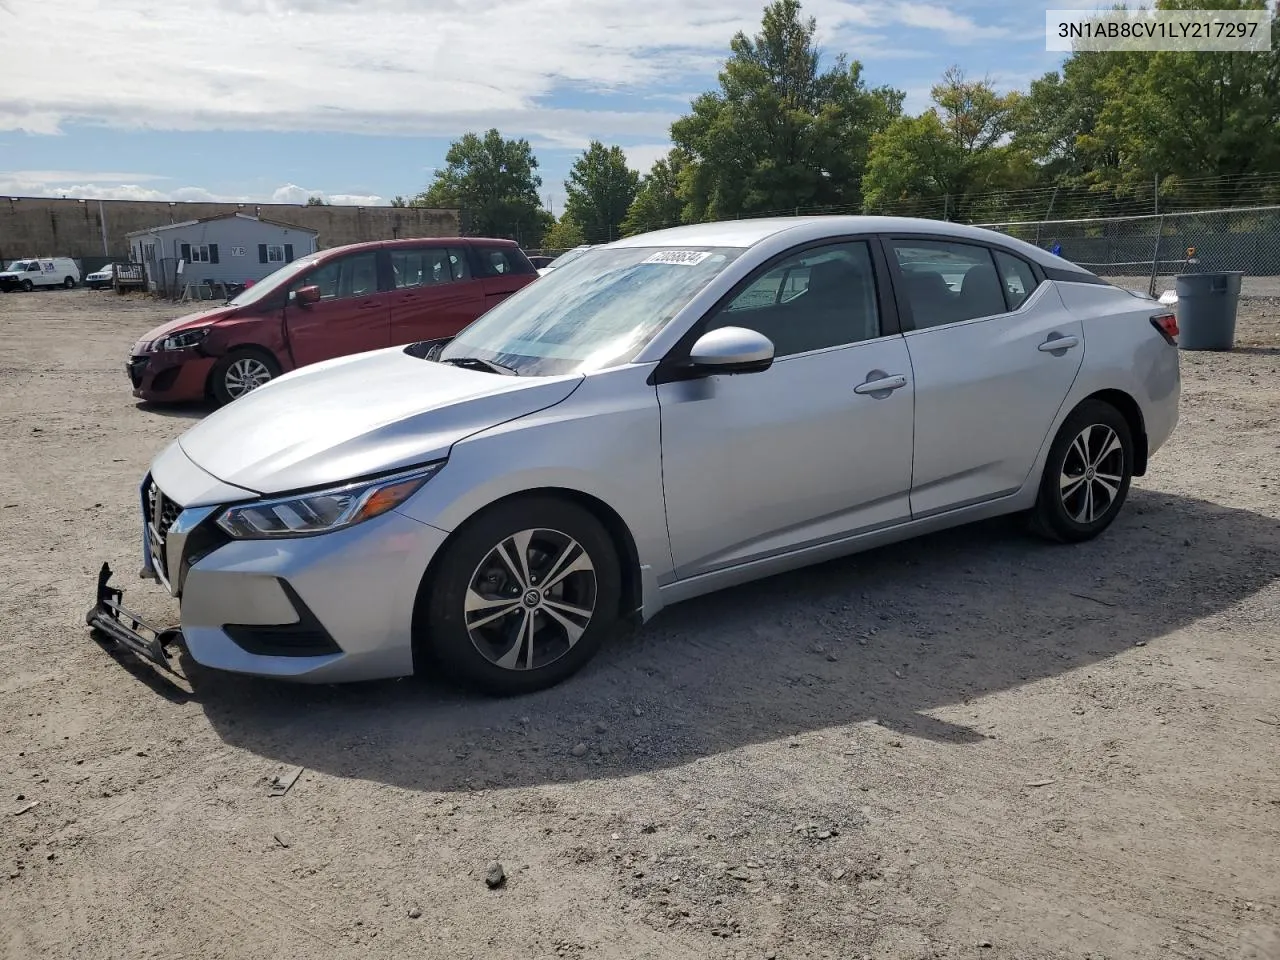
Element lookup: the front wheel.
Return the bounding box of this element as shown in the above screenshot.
[419,497,621,695]
[209,348,279,405]
[1029,399,1134,543]
[20,279,33,292]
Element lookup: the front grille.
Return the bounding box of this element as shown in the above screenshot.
[128,356,148,388]
[145,481,182,581]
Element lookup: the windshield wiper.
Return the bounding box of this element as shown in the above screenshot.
[440,356,518,376]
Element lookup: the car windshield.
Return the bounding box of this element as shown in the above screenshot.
[438,245,743,377]
[549,246,591,269]
[6,261,31,271]
[225,256,321,307]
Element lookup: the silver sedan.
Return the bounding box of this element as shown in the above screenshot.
[90,216,1181,694]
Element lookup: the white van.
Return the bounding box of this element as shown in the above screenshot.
[0,257,81,292]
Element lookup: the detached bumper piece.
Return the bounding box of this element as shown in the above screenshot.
[86,563,183,674]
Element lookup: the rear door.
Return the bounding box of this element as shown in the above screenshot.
[386,244,485,345]
[885,236,1085,518]
[469,243,537,308]
[284,248,390,368]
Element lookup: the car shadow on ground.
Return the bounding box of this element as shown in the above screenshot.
[134,401,213,421]
[184,488,1280,792]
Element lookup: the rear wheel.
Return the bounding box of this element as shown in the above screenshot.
[209,348,279,406]
[1029,399,1134,543]
[63,276,75,289]
[419,496,621,695]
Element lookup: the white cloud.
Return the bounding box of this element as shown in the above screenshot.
[0,169,170,184]
[269,183,383,205]
[623,144,674,174]
[0,172,382,205]
[0,0,996,144]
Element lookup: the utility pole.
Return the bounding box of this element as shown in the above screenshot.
[98,200,109,257]
[1154,174,1160,216]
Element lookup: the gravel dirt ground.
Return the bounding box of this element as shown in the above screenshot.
[1,288,1278,960]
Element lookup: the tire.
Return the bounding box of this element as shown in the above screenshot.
[20,279,32,292]
[209,348,280,406]
[63,277,75,289]
[1029,399,1134,543]
[419,496,621,695]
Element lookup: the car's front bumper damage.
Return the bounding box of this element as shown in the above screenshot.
[85,562,184,674]
[86,453,449,683]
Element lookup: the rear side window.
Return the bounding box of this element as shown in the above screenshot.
[474,245,534,278]
[889,240,1008,330]
[391,247,455,288]
[994,250,1039,310]
[447,247,471,281]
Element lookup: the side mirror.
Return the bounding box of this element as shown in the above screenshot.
[294,284,321,306]
[687,326,774,374]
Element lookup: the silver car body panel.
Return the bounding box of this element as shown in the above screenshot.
[658,334,915,578]
[902,282,1085,517]
[174,345,584,494]
[127,216,1179,682]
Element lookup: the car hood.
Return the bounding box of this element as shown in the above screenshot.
[134,305,238,352]
[174,346,584,495]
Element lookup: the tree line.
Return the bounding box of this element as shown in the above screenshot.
[409,0,1280,247]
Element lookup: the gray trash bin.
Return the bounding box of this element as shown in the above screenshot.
[1174,271,1243,351]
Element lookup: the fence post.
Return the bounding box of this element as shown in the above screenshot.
[1147,214,1165,298]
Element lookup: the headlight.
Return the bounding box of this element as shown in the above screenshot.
[216,463,444,539]
[152,328,209,352]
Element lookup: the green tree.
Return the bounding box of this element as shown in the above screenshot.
[389,196,408,208]
[541,215,586,250]
[1094,0,1280,202]
[413,129,548,244]
[862,67,1033,220]
[306,195,327,206]
[621,149,689,236]
[1014,0,1280,208]
[670,0,903,221]
[563,141,640,244]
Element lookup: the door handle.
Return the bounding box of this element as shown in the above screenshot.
[1038,334,1080,352]
[853,373,908,395]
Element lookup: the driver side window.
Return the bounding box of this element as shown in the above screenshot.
[705,241,881,357]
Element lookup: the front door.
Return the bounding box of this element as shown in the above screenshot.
[285,249,390,368]
[387,244,484,345]
[884,237,1086,517]
[658,240,915,579]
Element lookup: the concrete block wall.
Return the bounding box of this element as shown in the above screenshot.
[0,197,462,264]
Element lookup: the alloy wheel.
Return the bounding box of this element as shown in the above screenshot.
[1059,423,1125,524]
[465,528,597,671]
[224,357,272,398]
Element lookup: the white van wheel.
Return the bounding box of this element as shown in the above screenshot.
[63,277,75,289]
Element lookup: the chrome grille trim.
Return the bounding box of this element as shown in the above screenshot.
[144,478,220,597]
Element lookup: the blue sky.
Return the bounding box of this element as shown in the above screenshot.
[0,1,1064,212]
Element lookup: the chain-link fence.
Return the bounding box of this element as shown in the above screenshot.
[977,206,1280,298]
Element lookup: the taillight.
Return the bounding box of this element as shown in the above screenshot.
[1150,313,1179,345]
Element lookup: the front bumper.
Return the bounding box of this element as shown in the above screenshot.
[94,473,450,683]
[128,351,216,402]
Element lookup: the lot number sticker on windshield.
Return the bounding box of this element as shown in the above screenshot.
[643,250,711,266]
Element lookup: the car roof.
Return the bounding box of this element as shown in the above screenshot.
[609,216,1095,276]
[301,237,521,259]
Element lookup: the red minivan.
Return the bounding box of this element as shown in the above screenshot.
[127,237,539,405]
